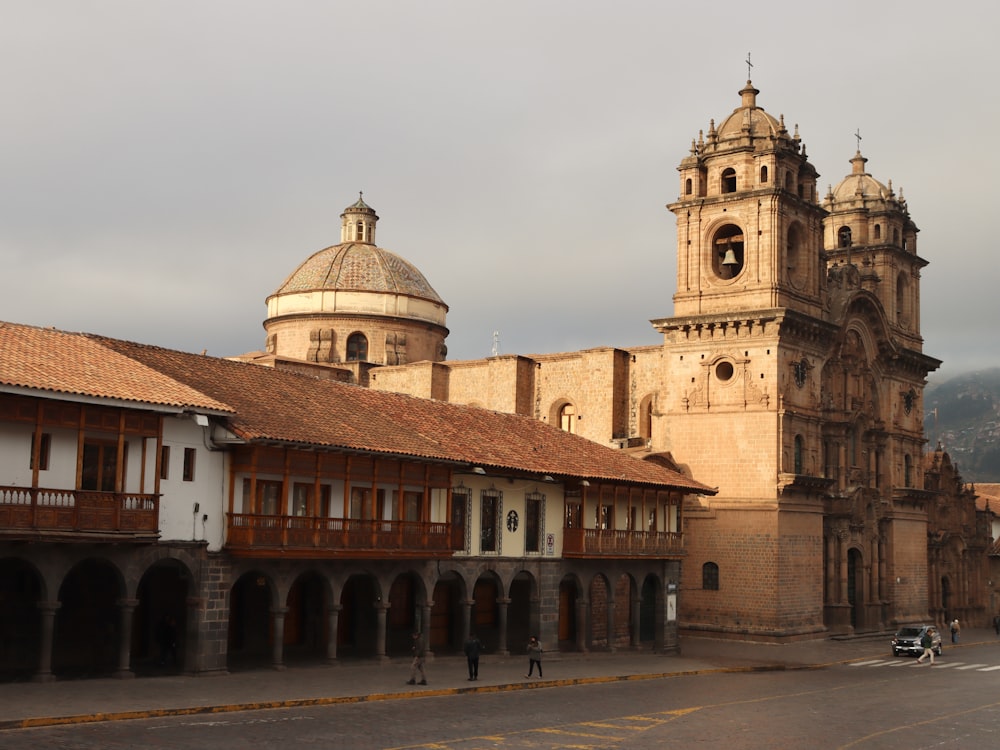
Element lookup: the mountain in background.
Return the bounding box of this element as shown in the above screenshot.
[924,368,1000,482]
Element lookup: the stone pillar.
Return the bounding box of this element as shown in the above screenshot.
[115,598,139,679]
[421,603,434,656]
[326,604,342,664]
[375,601,390,663]
[497,598,510,655]
[184,597,206,675]
[462,599,474,642]
[825,534,836,604]
[270,607,288,671]
[33,601,60,683]
[630,595,641,650]
[606,594,616,652]
[839,536,849,606]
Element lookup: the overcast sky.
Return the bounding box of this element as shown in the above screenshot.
[1,1,993,384]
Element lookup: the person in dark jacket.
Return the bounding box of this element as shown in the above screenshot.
[406,632,427,685]
[916,628,936,665]
[525,635,543,678]
[463,633,483,681]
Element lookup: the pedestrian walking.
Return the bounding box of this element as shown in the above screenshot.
[993,614,1000,636]
[525,635,543,678]
[406,631,427,685]
[950,619,960,643]
[916,627,936,665]
[463,633,483,681]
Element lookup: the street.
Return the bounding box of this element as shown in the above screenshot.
[4,643,1000,749]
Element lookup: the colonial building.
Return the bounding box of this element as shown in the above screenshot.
[0,321,710,681]
[340,80,989,639]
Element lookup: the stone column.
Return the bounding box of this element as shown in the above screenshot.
[270,607,288,671]
[115,598,139,679]
[326,604,342,664]
[33,601,60,683]
[421,603,434,656]
[497,598,510,655]
[375,601,390,663]
[184,596,206,675]
[606,594,616,652]
[462,599,474,642]
[630,595,641,650]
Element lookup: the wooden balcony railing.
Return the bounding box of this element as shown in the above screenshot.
[562,527,683,558]
[225,514,460,558]
[0,485,159,538]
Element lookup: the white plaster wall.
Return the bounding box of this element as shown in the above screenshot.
[158,417,226,551]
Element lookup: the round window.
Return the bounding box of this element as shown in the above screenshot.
[716,361,734,381]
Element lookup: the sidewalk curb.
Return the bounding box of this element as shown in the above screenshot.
[0,661,836,731]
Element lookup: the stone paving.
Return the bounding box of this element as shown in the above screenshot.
[1,629,997,730]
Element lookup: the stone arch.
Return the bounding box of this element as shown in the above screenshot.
[0,556,45,679]
[227,568,279,668]
[387,569,429,656]
[548,398,578,434]
[135,556,193,673]
[508,569,538,652]
[472,570,503,653]
[639,573,662,648]
[338,570,385,658]
[54,556,127,677]
[284,569,331,663]
[430,569,468,653]
[558,572,585,652]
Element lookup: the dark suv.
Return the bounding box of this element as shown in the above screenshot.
[892,625,942,657]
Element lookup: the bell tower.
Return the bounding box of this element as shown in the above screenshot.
[668,81,827,319]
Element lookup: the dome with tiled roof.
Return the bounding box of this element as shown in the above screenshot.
[263,195,449,369]
[827,151,898,210]
[715,80,784,140]
[273,195,444,303]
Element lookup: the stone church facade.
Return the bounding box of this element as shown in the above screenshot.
[248,80,991,640]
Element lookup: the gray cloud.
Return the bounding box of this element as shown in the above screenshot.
[1,1,994,384]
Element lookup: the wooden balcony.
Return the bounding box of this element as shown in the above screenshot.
[225,514,461,558]
[562,527,683,558]
[0,485,159,540]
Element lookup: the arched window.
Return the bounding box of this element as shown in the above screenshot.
[760,165,768,184]
[685,177,693,195]
[896,272,909,325]
[713,224,745,280]
[721,168,737,194]
[794,435,804,474]
[346,333,368,362]
[702,562,720,591]
[904,454,912,487]
[874,224,881,240]
[559,403,577,434]
[356,220,364,242]
[838,226,852,248]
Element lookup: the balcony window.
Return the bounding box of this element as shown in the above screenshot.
[525,493,543,553]
[258,480,282,515]
[565,501,582,529]
[160,445,170,479]
[29,432,51,471]
[81,440,121,492]
[292,483,312,516]
[480,490,501,553]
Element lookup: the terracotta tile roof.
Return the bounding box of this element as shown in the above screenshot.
[0,321,232,413]
[976,483,1000,513]
[2,321,713,493]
